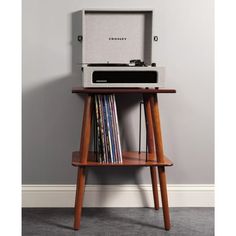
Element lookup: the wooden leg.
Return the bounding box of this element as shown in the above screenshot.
[158,166,171,230]
[143,95,155,155]
[150,94,171,230]
[143,94,160,210]
[74,167,86,230]
[150,166,160,210]
[74,95,93,230]
[79,95,93,163]
[149,94,164,162]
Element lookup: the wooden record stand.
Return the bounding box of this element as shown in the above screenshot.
[71,88,176,231]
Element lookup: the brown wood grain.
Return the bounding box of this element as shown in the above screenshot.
[149,93,171,230]
[150,94,165,162]
[158,166,171,230]
[72,151,173,167]
[74,95,93,230]
[143,94,155,157]
[150,166,160,210]
[72,87,176,94]
[143,94,160,210]
[74,167,86,230]
[72,91,174,230]
[79,95,93,163]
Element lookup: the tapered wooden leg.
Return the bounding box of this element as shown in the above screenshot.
[150,94,171,230]
[74,167,86,230]
[150,166,160,210]
[79,95,93,163]
[143,94,160,210]
[74,95,93,230]
[149,95,164,162]
[158,166,171,230]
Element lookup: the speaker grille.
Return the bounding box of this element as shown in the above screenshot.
[92,71,158,83]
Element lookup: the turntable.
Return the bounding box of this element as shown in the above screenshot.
[74,9,165,88]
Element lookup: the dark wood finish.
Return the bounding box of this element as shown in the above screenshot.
[74,95,93,230]
[79,95,93,163]
[72,87,176,94]
[72,151,173,167]
[150,167,159,210]
[158,166,171,230]
[143,94,155,157]
[72,89,174,231]
[150,95,165,163]
[143,94,160,210]
[150,94,171,230]
[74,167,86,230]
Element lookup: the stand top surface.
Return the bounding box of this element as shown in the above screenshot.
[72,87,176,94]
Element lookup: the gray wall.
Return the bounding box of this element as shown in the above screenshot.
[22,0,214,184]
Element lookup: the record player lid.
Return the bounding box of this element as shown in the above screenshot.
[80,9,154,65]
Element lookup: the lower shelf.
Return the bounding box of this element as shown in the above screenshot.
[72,151,173,167]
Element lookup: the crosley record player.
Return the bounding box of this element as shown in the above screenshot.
[75,9,164,88]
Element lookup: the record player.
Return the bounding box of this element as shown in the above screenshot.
[75,9,165,88]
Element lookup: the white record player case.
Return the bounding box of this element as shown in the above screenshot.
[74,9,165,88]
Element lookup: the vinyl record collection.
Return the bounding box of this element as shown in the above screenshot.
[94,94,122,163]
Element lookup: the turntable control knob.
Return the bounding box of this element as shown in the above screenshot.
[151,63,156,67]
